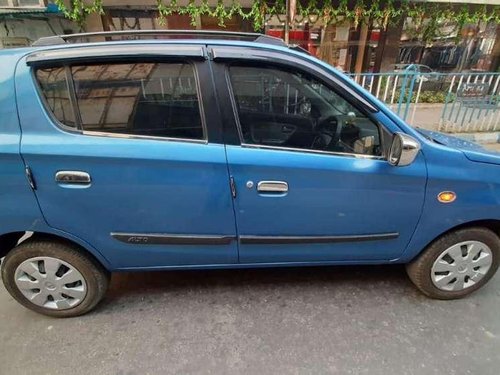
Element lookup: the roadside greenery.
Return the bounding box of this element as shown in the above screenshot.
[55,0,500,33]
[417,91,452,104]
[394,90,454,104]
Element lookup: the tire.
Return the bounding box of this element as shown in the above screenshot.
[1,238,110,317]
[406,227,500,299]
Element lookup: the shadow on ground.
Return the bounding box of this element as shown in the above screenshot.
[99,264,417,312]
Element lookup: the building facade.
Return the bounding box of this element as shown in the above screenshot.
[1,0,499,73]
[0,0,79,47]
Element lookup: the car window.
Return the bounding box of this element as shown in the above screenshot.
[228,65,382,156]
[36,67,76,128]
[36,62,204,140]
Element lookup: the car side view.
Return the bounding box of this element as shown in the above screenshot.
[0,31,499,317]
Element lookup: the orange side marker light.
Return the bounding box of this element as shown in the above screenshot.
[438,191,456,203]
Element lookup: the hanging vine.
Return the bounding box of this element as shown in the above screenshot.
[53,0,104,27]
[54,0,500,35]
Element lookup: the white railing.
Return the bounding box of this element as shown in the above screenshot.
[350,70,500,133]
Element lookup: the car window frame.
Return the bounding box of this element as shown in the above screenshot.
[31,57,209,145]
[224,61,388,160]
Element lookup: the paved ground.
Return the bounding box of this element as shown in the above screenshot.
[1,142,499,375]
[485,142,500,152]
[1,263,499,375]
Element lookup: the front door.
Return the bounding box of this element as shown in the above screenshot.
[217,61,427,263]
[16,47,237,269]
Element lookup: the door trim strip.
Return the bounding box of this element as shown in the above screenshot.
[239,233,399,245]
[111,233,236,245]
[111,232,399,246]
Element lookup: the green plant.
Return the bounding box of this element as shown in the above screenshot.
[394,89,455,104]
[53,1,500,35]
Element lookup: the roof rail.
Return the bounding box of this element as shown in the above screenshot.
[33,30,287,47]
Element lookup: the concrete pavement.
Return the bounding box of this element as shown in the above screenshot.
[1,264,499,375]
[485,143,500,152]
[385,103,500,145]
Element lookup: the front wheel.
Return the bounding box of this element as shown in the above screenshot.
[1,239,110,317]
[406,227,500,299]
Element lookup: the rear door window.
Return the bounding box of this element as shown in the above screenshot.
[36,67,76,128]
[35,62,205,140]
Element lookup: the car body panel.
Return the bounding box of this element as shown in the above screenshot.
[400,144,500,262]
[14,53,238,269]
[0,40,498,271]
[462,149,500,165]
[223,109,428,263]
[0,50,112,268]
[0,50,47,237]
[416,129,500,165]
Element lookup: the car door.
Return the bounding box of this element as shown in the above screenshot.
[16,44,238,269]
[211,47,427,264]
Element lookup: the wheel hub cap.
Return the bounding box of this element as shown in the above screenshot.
[14,256,87,310]
[457,265,467,273]
[431,240,493,292]
[44,281,56,290]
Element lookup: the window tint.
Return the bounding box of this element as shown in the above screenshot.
[36,67,76,128]
[229,66,382,156]
[36,62,204,140]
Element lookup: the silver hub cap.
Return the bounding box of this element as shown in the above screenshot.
[14,257,87,310]
[431,240,493,291]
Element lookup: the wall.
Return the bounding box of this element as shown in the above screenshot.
[0,15,79,46]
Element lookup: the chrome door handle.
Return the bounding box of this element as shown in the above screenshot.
[257,181,288,193]
[55,171,91,184]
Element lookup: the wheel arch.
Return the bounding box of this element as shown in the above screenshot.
[406,219,500,262]
[0,231,111,270]
[0,232,25,259]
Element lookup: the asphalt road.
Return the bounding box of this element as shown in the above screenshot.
[1,142,499,375]
[1,264,499,375]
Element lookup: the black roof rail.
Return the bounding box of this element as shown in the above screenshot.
[33,30,287,47]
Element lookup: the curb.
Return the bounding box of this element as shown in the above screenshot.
[450,132,500,144]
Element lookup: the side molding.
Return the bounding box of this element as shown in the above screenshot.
[111,232,399,246]
[111,233,236,245]
[239,233,399,245]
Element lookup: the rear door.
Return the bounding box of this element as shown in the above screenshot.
[16,44,237,269]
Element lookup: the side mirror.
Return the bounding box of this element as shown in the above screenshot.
[388,133,420,167]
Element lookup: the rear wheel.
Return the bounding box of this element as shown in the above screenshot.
[406,227,500,299]
[1,239,109,317]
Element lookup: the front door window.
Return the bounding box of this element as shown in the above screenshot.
[228,65,382,156]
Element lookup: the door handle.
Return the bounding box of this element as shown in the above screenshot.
[257,181,288,193]
[55,171,91,185]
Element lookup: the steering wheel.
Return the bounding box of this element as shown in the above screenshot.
[311,115,342,151]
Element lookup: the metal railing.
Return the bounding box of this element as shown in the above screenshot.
[350,67,500,133]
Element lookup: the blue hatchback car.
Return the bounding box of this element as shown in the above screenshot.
[1,31,499,317]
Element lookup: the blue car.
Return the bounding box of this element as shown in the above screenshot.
[1,31,499,317]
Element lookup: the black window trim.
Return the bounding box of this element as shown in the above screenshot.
[26,44,206,65]
[224,61,386,161]
[31,58,209,144]
[211,45,378,113]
